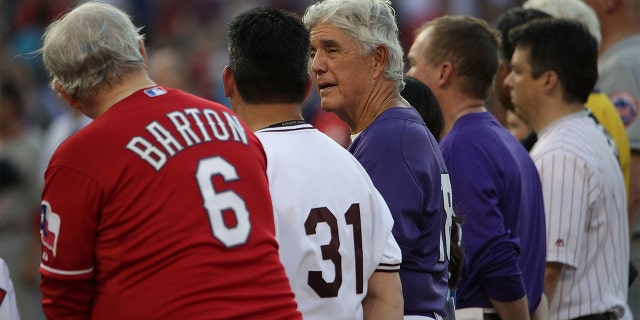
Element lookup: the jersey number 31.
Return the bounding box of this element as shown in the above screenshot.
[305,204,363,298]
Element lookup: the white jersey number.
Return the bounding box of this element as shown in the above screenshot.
[305,204,363,298]
[439,173,454,262]
[195,156,251,248]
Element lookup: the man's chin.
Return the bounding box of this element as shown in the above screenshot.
[320,101,340,114]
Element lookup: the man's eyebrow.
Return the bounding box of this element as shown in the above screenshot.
[318,39,340,47]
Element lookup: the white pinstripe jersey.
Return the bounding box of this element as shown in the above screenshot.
[256,123,402,320]
[531,110,629,320]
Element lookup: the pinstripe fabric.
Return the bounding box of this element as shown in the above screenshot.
[531,110,629,320]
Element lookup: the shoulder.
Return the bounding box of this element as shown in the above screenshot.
[532,118,601,164]
[600,36,640,66]
[598,39,640,90]
[441,114,504,155]
[362,108,431,145]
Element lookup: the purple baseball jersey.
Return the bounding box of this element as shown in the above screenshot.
[440,112,546,313]
[349,107,449,318]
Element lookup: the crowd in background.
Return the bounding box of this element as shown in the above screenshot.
[1,0,522,129]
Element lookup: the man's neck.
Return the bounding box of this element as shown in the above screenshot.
[441,93,485,137]
[351,85,408,134]
[235,103,303,132]
[91,70,156,118]
[533,101,584,134]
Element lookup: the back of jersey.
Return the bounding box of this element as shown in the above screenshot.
[40,88,301,319]
[256,123,401,320]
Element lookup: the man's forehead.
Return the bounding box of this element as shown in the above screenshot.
[311,23,347,41]
[512,44,530,58]
[408,27,433,60]
[510,47,532,71]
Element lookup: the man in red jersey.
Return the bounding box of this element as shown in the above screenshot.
[37,2,301,319]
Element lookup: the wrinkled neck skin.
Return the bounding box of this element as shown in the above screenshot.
[346,79,409,135]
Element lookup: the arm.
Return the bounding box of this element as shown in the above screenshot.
[544,262,563,303]
[40,166,101,319]
[363,271,403,320]
[41,276,95,319]
[490,296,530,320]
[534,150,589,304]
[441,137,527,311]
[530,293,548,320]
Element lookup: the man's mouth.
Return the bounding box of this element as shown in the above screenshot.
[318,83,336,91]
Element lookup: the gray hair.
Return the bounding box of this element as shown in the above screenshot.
[303,0,405,91]
[523,0,602,47]
[41,1,145,100]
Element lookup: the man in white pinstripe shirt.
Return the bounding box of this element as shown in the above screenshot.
[505,18,629,320]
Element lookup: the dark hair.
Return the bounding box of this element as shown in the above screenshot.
[509,18,598,104]
[227,7,310,104]
[491,8,551,62]
[449,216,464,290]
[401,76,443,140]
[418,16,499,100]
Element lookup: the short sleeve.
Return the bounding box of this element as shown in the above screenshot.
[40,165,102,280]
[535,152,591,268]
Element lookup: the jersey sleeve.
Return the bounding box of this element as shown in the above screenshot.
[376,235,402,272]
[535,151,591,268]
[40,165,103,318]
[370,181,402,272]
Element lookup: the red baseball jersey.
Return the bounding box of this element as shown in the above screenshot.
[39,86,301,320]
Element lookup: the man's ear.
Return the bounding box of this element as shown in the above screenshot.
[372,45,389,79]
[222,66,235,98]
[438,61,454,87]
[138,39,148,70]
[53,80,80,110]
[542,70,559,94]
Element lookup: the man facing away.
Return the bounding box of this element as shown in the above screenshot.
[223,7,403,320]
[37,2,301,319]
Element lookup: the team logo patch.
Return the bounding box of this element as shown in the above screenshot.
[0,288,6,306]
[40,201,61,259]
[144,86,168,97]
[554,239,565,247]
[610,91,638,126]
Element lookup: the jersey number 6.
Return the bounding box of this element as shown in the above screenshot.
[305,204,363,298]
[196,156,251,248]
